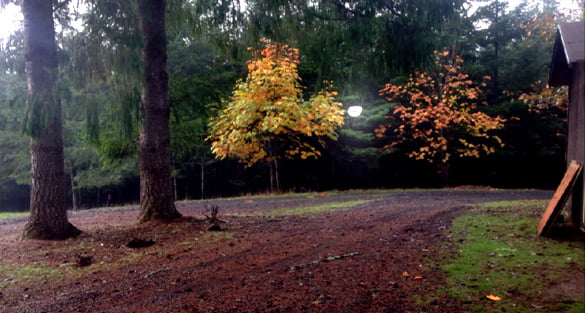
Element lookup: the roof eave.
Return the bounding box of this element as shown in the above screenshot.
[548,29,569,87]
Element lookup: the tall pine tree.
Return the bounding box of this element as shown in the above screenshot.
[136,0,181,221]
[20,0,80,239]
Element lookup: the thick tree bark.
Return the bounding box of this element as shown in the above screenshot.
[21,0,80,239]
[137,0,181,222]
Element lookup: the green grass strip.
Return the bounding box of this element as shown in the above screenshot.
[236,199,371,217]
[0,212,28,219]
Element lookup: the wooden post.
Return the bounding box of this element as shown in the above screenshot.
[538,160,583,236]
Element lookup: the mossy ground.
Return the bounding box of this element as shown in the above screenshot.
[440,200,584,313]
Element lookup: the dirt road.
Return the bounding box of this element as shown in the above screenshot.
[0,189,551,312]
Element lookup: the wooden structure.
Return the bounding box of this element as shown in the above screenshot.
[538,161,583,235]
[548,22,585,231]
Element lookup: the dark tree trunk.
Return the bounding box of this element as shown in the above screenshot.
[267,159,281,193]
[493,1,500,95]
[70,170,78,210]
[439,161,450,188]
[266,141,281,193]
[173,176,178,201]
[268,161,275,193]
[137,0,181,222]
[21,0,80,239]
[274,158,281,192]
[200,156,205,199]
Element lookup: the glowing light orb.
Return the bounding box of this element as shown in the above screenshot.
[347,106,363,117]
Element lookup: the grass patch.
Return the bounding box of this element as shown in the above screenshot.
[235,200,371,217]
[0,263,62,289]
[198,231,238,242]
[442,200,584,312]
[479,200,548,209]
[0,211,28,219]
[216,189,401,201]
[267,200,370,216]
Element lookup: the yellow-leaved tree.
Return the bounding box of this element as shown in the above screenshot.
[207,39,344,192]
[377,51,505,186]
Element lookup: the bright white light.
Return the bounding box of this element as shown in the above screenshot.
[0,4,22,44]
[468,0,582,18]
[0,3,86,45]
[347,105,363,117]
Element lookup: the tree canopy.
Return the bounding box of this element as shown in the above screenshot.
[0,0,582,210]
[207,39,344,191]
[377,51,505,186]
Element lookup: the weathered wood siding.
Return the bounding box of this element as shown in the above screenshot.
[567,61,585,227]
[548,22,585,230]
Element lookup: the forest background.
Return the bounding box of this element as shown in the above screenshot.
[0,0,582,211]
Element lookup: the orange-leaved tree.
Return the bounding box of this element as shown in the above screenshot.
[376,51,505,186]
[207,39,344,192]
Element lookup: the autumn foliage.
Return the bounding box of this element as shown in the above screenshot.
[519,80,568,113]
[377,51,505,185]
[207,39,344,187]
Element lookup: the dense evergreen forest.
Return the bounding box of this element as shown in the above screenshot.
[0,0,582,212]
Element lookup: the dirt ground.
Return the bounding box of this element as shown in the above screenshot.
[0,189,572,312]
